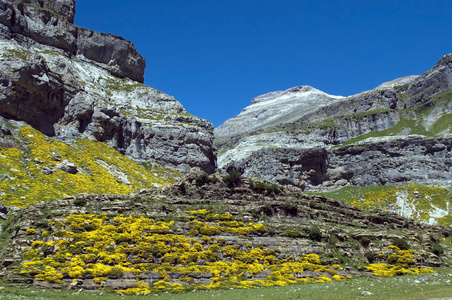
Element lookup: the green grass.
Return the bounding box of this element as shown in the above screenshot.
[23,3,59,16]
[428,113,452,135]
[330,88,452,149]
[1,271,452,299]
[99,76,146,92]
[311,184,397,204]
[312,183,452,225]
[1,49,32,60]
[333,117,431,149]
[343,108,394,120]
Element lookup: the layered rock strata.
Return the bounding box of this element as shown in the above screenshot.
[1,176,450,290]
[0,0,216,173]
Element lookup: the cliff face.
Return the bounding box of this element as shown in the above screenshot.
[0,0,216,174]
[0,0,144,81]
[215,54,452,191]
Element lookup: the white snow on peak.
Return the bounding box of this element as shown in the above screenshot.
[215,85,344,137]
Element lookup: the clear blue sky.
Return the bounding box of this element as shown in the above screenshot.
[75,0,452,127]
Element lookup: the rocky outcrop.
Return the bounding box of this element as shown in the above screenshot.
[222,136,452,191]
[0,0,144,82]
[328,136,452,188]
[0,0,216,173]
[404,54,452,107]
[216,54,452,190]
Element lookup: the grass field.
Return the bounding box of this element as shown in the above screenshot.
[1,270,452,299]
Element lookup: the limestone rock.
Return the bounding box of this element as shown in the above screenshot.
[55,160,77,174]
[0,0,216,173]
[0,0,144,82]
[215,85,344,140]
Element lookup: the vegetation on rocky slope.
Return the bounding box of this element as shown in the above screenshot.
[317,183,452,226]
[0,125,180,208]
[1,175,450,295]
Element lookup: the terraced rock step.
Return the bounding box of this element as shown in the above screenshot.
[1,174,450,294]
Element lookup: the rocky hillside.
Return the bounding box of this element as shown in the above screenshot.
[0,122,182,209]
[1,175,450,294]
[0,0,216,176]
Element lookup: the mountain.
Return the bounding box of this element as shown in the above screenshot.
[215,55,452,224]
[216,55,452,188]
[1,0,452,295]
[0,0,216,174]
[215,86,345,139]
[0,0,217,208]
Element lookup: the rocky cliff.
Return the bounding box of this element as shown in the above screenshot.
[0,0,216,176]
[215,54,452,191]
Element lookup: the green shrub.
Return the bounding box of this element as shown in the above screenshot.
[195,173,210,187]
[365,251,377,263]
[392,237,410,250]
[285,229,303,238]
[252,181,280,194]
[281,203,298,216]
[262,204,273,216]
[73,198,87,207]
[360,237,371,248]
[223,171,242,188]
[307,226,322,242]
[109,266,124,277]
[210,175,218,184]
[179,182,187,195]
[431,242,444,257]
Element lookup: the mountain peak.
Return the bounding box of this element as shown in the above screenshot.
[215,85,343,138]
[251,85,342,105]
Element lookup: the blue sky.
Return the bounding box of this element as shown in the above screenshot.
[75,1,452,127]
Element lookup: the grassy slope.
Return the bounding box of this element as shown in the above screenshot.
[314,183,452,225]
[0,126,181,208]
[335,89,452,148]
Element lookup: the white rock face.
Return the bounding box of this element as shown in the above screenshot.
[215,86,344,138]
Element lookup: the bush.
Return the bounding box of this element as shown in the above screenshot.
[431,242,444,257]
[281,203,298,216]
[392,237,410,250]
[195,173,210,187]
[285,229,303,238]
[307,226,322,242]
[365,251,377,263]
[179,182,187,195]
[262,204,273,216]
[223,171,242,188]
[74,198,87,207]
[108,266,124,277]
[253,181,280,194]
[360,237,371,248]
